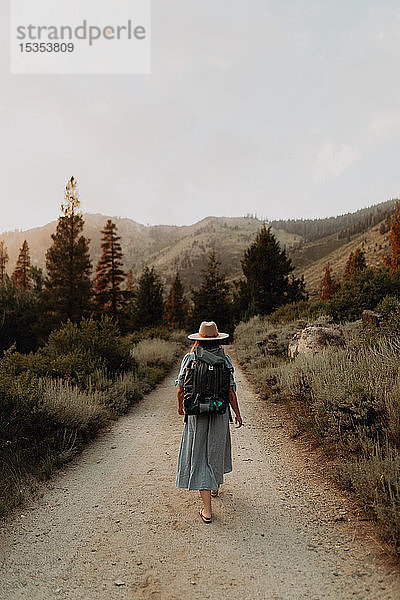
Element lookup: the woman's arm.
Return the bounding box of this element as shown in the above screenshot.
[229,386,243,427]
[175,353,194,416]
[177,385,185,415]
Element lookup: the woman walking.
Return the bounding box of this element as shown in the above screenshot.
[175,321,242,523]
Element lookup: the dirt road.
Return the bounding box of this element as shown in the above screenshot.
[0,355,399,600]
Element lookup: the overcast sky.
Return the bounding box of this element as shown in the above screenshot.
[2,0,400,232]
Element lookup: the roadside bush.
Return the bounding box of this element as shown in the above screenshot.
[0,369,107,516]
[0,322,186,517]
[277,346,392,451]
[234,315,308,397]
[89,370,143,416]
[42,316,134,374]
[375,295,400,337]
[125,325,172,344]
[376,295,400,317]
[268,300,327,324]
[40,379,108,432]
[131,338,180,367]
[336,442,400,550]
[234,313,400,552]
[0,317,136,387]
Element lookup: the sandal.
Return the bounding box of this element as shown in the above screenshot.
[199,509,212,523]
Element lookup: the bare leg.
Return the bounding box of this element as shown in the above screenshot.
[199,490,212,519]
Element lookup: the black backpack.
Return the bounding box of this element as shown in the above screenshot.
[183,346,231,417]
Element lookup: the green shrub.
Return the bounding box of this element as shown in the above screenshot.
[5,316,136,386]
[327,267,400,322]
[376,295,400,317]
[43,316,134,374]
[268,300,328,324]
[0,277,41,353]
[234,315,312,397]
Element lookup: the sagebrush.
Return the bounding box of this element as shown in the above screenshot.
[234,312,400,552]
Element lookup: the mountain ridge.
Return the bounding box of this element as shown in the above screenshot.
[2,214,300,288]
[1,199,396,292]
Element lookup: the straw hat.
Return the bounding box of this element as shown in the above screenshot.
[188,321,229,341]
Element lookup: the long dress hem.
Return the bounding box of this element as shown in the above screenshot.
[175,409,233,491]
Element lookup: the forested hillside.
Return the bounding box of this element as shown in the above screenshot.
[271,198,396,242]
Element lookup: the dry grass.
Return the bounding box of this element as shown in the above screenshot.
[131,338,180,367]
[0,333,186,517]
[234,315,400,552]
[40,379,108,430]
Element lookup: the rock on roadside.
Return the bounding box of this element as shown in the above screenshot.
[288,325,345,358]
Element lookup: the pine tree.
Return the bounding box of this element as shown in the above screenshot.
[190,251,232,333]
[132,266,164,329]
[95,220,125,319]
[30,266,44,294]
[240,224,306,316]
[343,247,367,281]
[44,176,92,324]
[320,263,340,300]
[0,241,8,283]
[353,247,367,273]
[13,240,31,290]
[383,201,400,274]
[164,272,188,328]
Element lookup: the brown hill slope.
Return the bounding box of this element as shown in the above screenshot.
[2,203,394,295]
[0,215,301,289]
[147,217,301,287]
[292,221,391,298]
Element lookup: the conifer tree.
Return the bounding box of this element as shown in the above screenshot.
[30,265,44,294]
[164,272,188,328]
[13,240,31,290]
[383,201,400,274]
[95,220,125,319]
[191,251,232,332]
[132,266,164,329]
[320,263,340,300]
[0,241,8,283]
[240,224,306,316]
[44,176,92,324]
[343,247,367,281]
